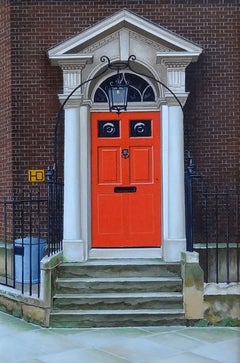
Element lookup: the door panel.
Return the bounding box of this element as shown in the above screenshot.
[98,147,121,184]
[130,146,153,183]
[97,194,124,235]
[91,111,162,248]
[129,194,155,234]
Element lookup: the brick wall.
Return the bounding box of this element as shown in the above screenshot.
[0,1,13,198]
[2,0,240,192]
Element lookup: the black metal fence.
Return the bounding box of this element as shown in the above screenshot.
[185,156,240,283]
[0,175,63,297]
[2,156,239,295]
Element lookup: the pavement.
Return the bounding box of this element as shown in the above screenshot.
[0,311,239,363]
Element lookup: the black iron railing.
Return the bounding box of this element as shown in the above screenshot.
[46,168,64,256]
[185,156,240,283]
[0,177,63,297]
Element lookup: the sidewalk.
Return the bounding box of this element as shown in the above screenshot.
[0,311,239,363]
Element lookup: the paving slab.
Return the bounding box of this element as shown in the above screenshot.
[0,312,239,363]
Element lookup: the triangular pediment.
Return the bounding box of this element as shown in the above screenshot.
[48,9,202,60]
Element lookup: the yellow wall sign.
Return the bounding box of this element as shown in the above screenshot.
[28,169,45,182]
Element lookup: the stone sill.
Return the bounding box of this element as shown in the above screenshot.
[194,243,239,249]
[204,282,240,295]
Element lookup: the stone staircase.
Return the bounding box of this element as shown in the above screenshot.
[50,259,185,328]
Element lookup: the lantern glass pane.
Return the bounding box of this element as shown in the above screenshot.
[111,86,127,106]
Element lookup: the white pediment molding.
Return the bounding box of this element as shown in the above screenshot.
[48,9,202,58]
[47,9,202,106]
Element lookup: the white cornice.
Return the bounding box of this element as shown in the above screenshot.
[49,54,93,66]
[157,52,201,67]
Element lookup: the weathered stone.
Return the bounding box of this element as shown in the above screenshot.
[181,251,204,319]
[204,283,240,324]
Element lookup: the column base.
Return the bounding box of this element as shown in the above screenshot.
[163,238,186,262]
[63,239,87,262]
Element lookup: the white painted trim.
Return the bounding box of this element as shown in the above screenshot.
[161,105,169,242]
[89,248,162,259]
[79,104,91,260]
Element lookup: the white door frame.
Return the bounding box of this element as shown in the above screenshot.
[47,9,202,262]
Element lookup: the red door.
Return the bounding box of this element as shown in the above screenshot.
[91,111,162,248]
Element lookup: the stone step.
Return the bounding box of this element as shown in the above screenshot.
[52,292,183,310]
[56,259,181,279]
[50,309,185,328]
[50,259,184,328]
[55,276,182,294]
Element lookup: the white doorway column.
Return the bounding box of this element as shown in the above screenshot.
[159,55,191,261]
[163,102,186,261]
[63,101,92,262]
[168,105,186,241]
[63,101,84,261]
[56,57,93,262]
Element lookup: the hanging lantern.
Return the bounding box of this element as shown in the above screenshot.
[108,73,129,114]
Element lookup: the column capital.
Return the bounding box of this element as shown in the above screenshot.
[156,53,197,104]
[165,92,189,107]
[50,55,93,97]
[58,94,82,108]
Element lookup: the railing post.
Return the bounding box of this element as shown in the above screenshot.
[185,153,195,252]
[46,165,63,256]
[46,165,55,256]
